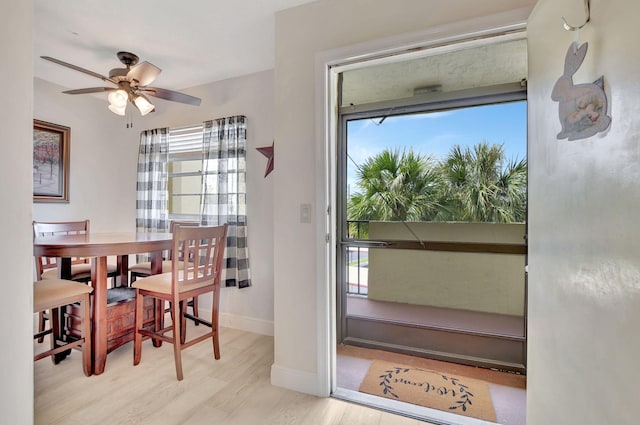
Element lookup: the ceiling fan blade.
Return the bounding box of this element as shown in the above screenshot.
[127,61,161,87]
[41,56,116,84]
[63,87,114,95]
[141,87,202,106]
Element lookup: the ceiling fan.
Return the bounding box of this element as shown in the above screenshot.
[41,51,202,116]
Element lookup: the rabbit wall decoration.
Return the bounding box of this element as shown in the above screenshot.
[551,42,611,141]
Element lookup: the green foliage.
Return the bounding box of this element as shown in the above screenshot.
[347,142,527,225]
[347,149,444,223]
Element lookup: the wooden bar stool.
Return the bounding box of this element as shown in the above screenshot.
[33,220,119,343]
[133,224,227,380]
[34,279,93,376]
[33,220,120,284]
[130,220,201,337]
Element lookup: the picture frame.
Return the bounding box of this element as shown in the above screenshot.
[33,119,70,203]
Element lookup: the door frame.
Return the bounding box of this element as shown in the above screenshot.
[314,15,530,399]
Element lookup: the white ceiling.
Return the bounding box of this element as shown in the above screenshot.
[34,0,318,91]
[35,1,527,109]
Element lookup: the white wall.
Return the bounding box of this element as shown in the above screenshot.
[272,0,537,395]
[33,70,276,334]
[0,1,34,424]
[33,78,135,232]
[527,0,640,424]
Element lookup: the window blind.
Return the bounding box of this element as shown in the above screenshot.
[168,124,203,155]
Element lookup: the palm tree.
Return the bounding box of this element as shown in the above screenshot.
[348,149,443,223]
[440,142,526,222]
[347,143,526,230]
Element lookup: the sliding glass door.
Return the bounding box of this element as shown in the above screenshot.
[336,37,528,372]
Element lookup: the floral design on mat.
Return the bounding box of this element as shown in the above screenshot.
[379,366,474,413]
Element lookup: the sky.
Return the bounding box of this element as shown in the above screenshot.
[346,101,527,190]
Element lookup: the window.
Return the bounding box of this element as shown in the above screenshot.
[167,124,204,221]
[137,116,250,287]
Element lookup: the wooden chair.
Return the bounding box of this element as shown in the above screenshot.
[129,220,201,327]
[133,223,227,380]
[33,220,119,283]
[33,220,118,342]
[129,220,200,283]
[34,279,93,376]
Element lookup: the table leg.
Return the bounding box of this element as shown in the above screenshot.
[117,255,129,287]
[53,257,73,362]
[91,256,108,375]
[57,257,72,279]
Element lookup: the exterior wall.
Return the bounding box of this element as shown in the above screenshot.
[527,0,640,423]
[273,0,536,395]
[0,1,34,423]
[367,222,526,316]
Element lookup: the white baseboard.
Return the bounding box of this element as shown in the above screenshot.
[270,364,323,396]
[197,308,274,336]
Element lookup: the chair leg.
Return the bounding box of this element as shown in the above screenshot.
[212,304,220,360]
[152,299,163,348]
[133,291,144,366]
[172,300,184,381]
[81,293,92,376]
[50,307,61,364]
[180,301,187,345]
[167,301,187,344]
[37,310,47,343]
[192,297,199,326]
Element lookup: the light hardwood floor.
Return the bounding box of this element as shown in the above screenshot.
[35,320,434,425]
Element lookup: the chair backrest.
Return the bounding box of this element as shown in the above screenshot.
[168,220,200,261]
[33,220,90,279]
[171,224,227,295]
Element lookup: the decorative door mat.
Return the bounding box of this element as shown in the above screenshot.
[359,360,496,422]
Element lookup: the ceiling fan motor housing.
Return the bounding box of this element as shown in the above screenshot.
[110,51,140,81]
[117,51,139,67]
[109,68,129,80]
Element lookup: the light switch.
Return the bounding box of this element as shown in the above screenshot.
[300,203,311,223]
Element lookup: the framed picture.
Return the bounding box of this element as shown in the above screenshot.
[33,119,70,203]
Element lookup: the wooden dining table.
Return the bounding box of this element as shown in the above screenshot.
[33,232,173,375]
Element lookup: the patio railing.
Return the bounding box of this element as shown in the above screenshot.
[346,220,368,295]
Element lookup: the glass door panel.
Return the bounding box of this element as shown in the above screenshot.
[338,98,528,372]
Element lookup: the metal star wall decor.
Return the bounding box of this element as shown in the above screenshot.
[256,141,274,177]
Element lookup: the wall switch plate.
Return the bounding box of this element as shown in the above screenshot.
[300,203,311,223]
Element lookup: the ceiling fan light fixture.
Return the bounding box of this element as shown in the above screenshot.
[134,95,155,116]
[108,103,126,116]
[108,89,128,108]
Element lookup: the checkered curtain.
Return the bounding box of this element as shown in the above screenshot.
[136,128,169,236]
[201,116,251,288]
